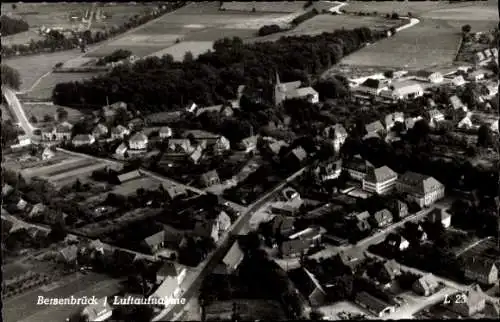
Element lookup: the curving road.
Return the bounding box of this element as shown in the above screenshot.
[2,86,37,137]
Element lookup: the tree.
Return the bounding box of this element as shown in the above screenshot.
[477,125,492,147]
[383,70,394,78]
[0,15,29,36]
[48,221,67,242]
[461,24,471,34]
[57,108,68,121]
[30,115,38,124]
[1,64,22,90]
[183,51,194,63]
[12,4,17,10]
[391,12,399,20]
[43,114,55,122]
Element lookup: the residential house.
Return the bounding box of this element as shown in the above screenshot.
[58,245,79,264]
[396,172,445,207]
[446,287,487,317]
[342,158,369,181]
[405,116,424,130]
[26,203,45,219]
[214,241,244,275]
[289,268,327,307]
[16,198,28,211]
[81,297,113,321]
[128,132,148,150]
[323,124,348,152]
[289,226,325,244]
[412,273,440,296]
[165,185,187,200]
[102,101,127,121]
[92,123,108,138]
[372,209,393,228]
[238,135,258,153]
[127,118,144,131]
[72,134,95,147]
[467,70,485,81]
[334,252,362,272]
[285,146,307,166]
[270,215,296,239]
[387,199,409,219]
[200,170,220,187]
[458,115,474,129]
[2,184,14,198]
[415,70,443,83]
[15,134,31,147]
[271,199,303,216]
[474,51,486,64]
[464,258,498,285]
[184,130,230,153]
[266,139,288,156]
[362,166,398,195]
[168,138,193,154]
[117,170,141,184]
[195,211,231,242]
[42,122,73,141]
[115,142,128,158]
[274,72,318,105]
[159,126,173,139]
[356,78,388,96]
[353,211,372,233]
[185,102,198,113]
[141,231,165,254]
[385,233,410,251]
[426,109,445,127]
[279,238,311,258]
[365,120,385,136]
[381,81,423,100]
[384,112,405,131]
[355,292,396,317]
[213,136,231,154]
[452,75,466,87]
[380,259,402,281]
[111,125,130,140]
[428,208,452,228]
[42,147,55,160]
[311,159,342,182]
[490,120,499,133]
[156,261,187,285]
[449,95,468,112]
[188,145,204,164]
[149,270,183,306]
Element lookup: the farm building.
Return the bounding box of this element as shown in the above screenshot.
[414,70,443,83]
[380,81,423,100]
[356,78,388,96]
[274,72,318,105]
[355,291,396,317]
[128,132,148,150]
[72,134,95,146]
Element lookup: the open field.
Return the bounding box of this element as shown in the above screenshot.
[25,72,104,100]
[340,19,464,70]
[83,2,299,59]
[111,176,164,196]
[459,238,500,266]
[1,2,158,29]
[22,102,84,124]
[249,14,400,42]
[221,1,308,13]
[2,29,45,46]
[342,0,496,15]
[19,157,98,180]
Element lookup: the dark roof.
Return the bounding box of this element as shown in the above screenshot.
[397,172,444,194]
[355,291,393,314]
[365,120,385,133]
[428,208,451,223]
[465,257,497,276]
[382,260,401,279]
[222,241,244,268]
[288,146,307,162]
[373,209,393,224]
[59,245,79,262]
[289,268,325,298]
[200,170,219,184]
[280,239,310,256]
[271,215,295,236]
[361,78,384,89]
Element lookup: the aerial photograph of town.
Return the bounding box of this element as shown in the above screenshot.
[1,0,499,321]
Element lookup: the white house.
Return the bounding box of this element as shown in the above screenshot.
[449,95,468,112]
[429,209,452,228]
[467,71,485,81]
[381,81,423,100]
[159,126,173,139]
[427,109,445,128]
[362,166,398,195]
[396,172,445,207]
[128,132,148,150]
[452,75,466,87]
[81,297,113,321]
[115,142,128,157]
[323,124,348,152]
[42,147,55,160]
[415,70,443,83]
[185,102,198,113]
[490,120,499,133]
[405,116,424,130]
[384,112,405,131]
[111,125,130,140]
[458,115,474,129]
[92,123,108,138]
[72,134,95,146]
[42,122,73,141]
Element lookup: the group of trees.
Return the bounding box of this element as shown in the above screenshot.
[1,3,184,58]
[1,15,29,36]
[96,49,133,66]
[2,64,22,90]
[52,27,383,111]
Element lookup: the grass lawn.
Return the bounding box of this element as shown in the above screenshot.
[1,29,45,46]
[22,102,84,125]
[111,177,164,196]
[221,1,308,13]
[25,72,103,100]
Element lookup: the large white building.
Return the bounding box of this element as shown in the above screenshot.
[362,166,398,195]
[356,78,388,96]
[381,81,423,100]
[396,172,445,207]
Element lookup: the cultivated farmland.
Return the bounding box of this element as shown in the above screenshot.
[22,102,84,125]
[248,14,401,43]
[339,19,464,69]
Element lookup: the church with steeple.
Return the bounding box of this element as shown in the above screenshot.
[273,71,319,106]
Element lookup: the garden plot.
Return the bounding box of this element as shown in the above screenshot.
[111,177,164,196]
[22,103,83,125]
[20,157,96,180]
[1,29,45,46]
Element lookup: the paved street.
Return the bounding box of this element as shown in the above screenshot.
[2,86,37,137]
